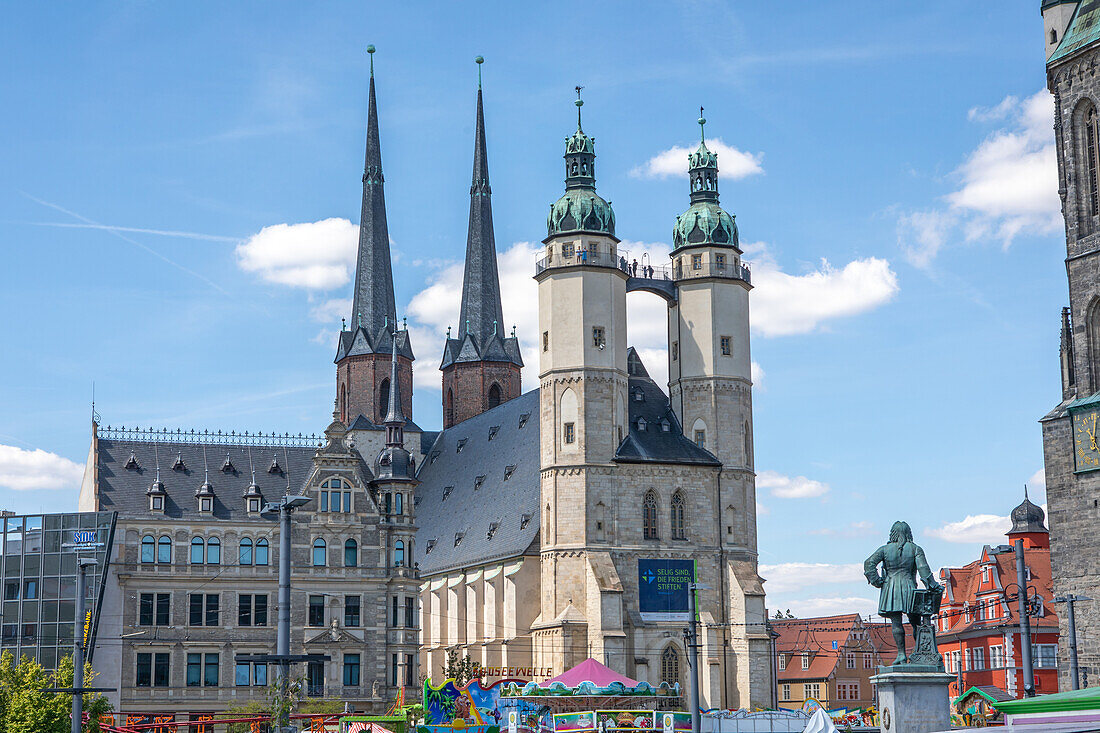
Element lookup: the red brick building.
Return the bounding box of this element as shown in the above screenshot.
[936,494,1060,699]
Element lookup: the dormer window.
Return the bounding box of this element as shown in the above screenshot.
[247,498,260,513]
[173,452,185,471]
[426,540,436,554]
[661,419,670,432]
[637,418,647,431]
[633,389,645,402]
[456,439,467,453]
[454,532,464,547]
[519,413,531,429]
[151,495,164,511]
[430,450,440,464]
[504,465,515,480]
[520,513,532,529]
[199,497,212,513]
[268,457,281,474]
[125,451,139,470]
[442,486,453,501]
[488,426,499,441]
[487,522,498,540]
[221,455,234,472]
[474,476,486,490]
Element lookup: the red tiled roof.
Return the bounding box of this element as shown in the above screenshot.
[938,545,1057,637]
[772,614,878,681]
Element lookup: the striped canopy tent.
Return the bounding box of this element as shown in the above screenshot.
[502,658,680,713]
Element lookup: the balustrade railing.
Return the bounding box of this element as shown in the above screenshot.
[536,251,751,285]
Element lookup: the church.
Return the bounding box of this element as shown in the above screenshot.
[77,49,771,715]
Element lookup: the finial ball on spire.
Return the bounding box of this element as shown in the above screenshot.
[475,55,484,64]
[367,44,376,54]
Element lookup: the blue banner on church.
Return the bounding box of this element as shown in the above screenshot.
[638,559,695,621]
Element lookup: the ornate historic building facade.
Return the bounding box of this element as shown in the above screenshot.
[1041,0,1100,692]
[76,51,772,715]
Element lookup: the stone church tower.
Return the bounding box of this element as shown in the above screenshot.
[440,60,523,428]
[531,95,770,708]
[335,47,414,427]
[1041,0,1100,691]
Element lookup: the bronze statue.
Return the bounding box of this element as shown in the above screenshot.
[864,520,944,668]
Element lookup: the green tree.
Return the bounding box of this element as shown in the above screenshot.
[0,651,111,733]
[443,650,477,687]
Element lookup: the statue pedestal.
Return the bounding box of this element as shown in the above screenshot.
[870,669,953,733]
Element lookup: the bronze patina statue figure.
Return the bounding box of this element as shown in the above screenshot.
[864,521,944,668]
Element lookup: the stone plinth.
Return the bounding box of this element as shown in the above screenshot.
[870,669,953,733]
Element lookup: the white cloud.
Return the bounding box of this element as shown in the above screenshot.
[309,297,351,324]
[0,445,84,491]
[759,562,865,593]
[631,138,764,180]
[743,242,899,336]
[756,502,770,516]
[751,361,765,387]
[1029,467,1046,493]
[757,469,830,499]
[925,513,1011,544]
[236,217,358,289]
[900,90,1061,267]
[809,520,876,537]
[787,596,880,618]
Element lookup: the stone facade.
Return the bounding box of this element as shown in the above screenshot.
[442,360,522,428]
[1043,3,1100,691]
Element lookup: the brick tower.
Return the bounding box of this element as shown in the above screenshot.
[335,46,414,426]
[440,59,522,428]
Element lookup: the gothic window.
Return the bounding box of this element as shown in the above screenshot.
[393,540,405,567]
[445,388,454,427]
[141,536,155,563]
[671,492,686,540]
[339,383,347,423]
[379,378,391,422]
[660,646,681,687]
[1088,298,1100,392]
[643,491,659,539]
[488,383,502,409]
[1086,106,1100,218]
[1051,28,1058,45]
[312,538,326,567]
[344,539,358,567]
[744,420,752,466]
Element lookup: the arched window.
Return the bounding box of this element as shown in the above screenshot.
[487,383,502,409]
[394,540,405,568]
[1051,27,1058,45]
[394,493,403,516]
[190,537,204,564]
[560,388,578,448]
[691,418,707,449]
[661,646,681,688]
[1088,298,1100,392]
[643,491,659,539]
[671,492,686,540]
[312,538,327,567]
[157,535,172,564]
[445,389,454,427]
[379,379,391,422]
[743,420,752,467]
[239,538,253,565]
[339,383,347,423]
[1086,106,1100,218]
[141,536,155,564]
[255,538,269,566]
[206,537,221,565]
[344,539,358,567]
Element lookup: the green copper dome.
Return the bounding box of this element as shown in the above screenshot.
[546,88,616,239]
[673,201,737,248]
[673,110,738,250]
[548,188,616,238]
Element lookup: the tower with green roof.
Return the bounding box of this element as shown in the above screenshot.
[1040,0,1100,693]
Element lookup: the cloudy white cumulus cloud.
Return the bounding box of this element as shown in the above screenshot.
[236,217,358,289]
[0,445,84,491]
[899,90,1061,267]
[759,562,865,593]
[631,138,764,180]
[756,469,830,499]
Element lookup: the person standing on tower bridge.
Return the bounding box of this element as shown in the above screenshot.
[863,521,943,666]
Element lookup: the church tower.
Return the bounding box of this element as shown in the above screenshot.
[335,46,414,426]
[532,90,630,665]
[440,58,523,428]
[1041,2,1100,691]
[666,112,769,705]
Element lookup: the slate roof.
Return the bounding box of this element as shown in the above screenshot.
[414,389,540,576]
[94,437,318,520]
[1050,0,1100,65]
[615,349,720,466]
[335,324,414,361]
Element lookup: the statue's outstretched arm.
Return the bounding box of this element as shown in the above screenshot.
[863,546,885,587]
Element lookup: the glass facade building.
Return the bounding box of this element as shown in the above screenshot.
[0,511,117,669]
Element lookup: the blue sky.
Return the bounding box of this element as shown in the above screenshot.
[0,2,1065,616]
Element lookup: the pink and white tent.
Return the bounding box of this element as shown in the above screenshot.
[541,658,639,688]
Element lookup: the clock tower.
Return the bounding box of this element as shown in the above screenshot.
[1041,0,1100,692]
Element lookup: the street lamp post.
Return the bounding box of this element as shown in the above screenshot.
[1014,539,1035,697]
[1054,594,1091,690]
[71,556,96,733]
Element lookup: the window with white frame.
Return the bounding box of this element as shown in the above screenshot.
[320,478,351,513]
[990,645,1004,668]
[972,647,985,670]
[846,652,855,669]
[1033,644,1058,668]
[806,683,821,700]
[837,682,859,701]
[863,653,872,669]
[801,652,811,670]
[781,683,790,701]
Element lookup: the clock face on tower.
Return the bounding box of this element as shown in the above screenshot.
[1072,408,1100,472]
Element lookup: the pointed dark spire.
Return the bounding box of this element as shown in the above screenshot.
[384,331,406,446]
[456,56,505,350]
[350,44,398,337]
